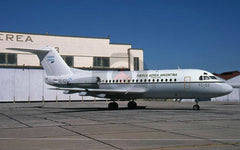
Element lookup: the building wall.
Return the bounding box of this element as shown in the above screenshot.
[0,31,143,70]
[0,68,102,102]
[0,31,143,102]
[129,48,144,71]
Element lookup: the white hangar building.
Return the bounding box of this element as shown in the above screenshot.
[213,72,240,102]
[0,31,143,102]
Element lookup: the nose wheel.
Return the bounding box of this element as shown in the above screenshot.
[193,104,200,110]
[193,99,200,110]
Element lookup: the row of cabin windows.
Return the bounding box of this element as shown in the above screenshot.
[102,78,177,83]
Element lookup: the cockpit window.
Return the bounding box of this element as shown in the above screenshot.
[209,76,217,79]
[204,76,210,80]
[200,75,217,80]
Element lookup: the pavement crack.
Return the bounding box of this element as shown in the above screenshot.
[125,123,240,148]
[58,125,124,150]
[0,113,32,128]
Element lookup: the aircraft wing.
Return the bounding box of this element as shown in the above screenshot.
[49,87,146,99]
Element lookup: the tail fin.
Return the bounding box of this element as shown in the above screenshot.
[6,47,72,76]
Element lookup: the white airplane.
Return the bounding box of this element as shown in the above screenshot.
[6,47,232,110]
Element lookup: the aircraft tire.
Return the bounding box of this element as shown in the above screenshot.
[193,104,200,110]
[108,102,119,110]
[128,101,137,109]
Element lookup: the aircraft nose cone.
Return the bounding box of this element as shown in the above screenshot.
[222,83,233,95]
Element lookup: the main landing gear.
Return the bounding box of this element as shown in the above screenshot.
[108,101,119,110]
[108,100,138,110]
[128,100,137,109]
[193,99,200,110]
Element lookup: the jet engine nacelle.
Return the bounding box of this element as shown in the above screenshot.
[67,77,101,88]
[45,76,101,88]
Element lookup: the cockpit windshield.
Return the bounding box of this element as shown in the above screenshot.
[199,75,217,80]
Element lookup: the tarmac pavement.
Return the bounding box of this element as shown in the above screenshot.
[0,100,240,150]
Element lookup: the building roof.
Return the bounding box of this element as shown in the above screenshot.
[0,31,110,40]
[214,71,240,80]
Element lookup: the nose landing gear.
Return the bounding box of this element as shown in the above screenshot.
[193,99,200,110]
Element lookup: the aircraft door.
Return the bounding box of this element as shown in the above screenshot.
[184,76,191,89]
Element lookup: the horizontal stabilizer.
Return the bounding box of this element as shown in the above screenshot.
[6,47,72,76]
[6,48,51,53]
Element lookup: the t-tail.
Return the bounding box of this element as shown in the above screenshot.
[6,47,72,76]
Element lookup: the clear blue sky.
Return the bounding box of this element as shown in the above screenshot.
[1,0,239,73]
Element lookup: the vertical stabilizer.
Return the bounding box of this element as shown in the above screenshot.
[6,47,72,76]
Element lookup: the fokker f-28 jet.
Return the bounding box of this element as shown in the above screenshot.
[6,47,232,110]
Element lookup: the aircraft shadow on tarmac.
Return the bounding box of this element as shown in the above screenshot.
[35,106,198,113]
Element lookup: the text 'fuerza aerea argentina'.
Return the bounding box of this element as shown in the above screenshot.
[137,73,177,78]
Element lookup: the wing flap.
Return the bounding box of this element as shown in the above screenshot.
[49,87,146,95]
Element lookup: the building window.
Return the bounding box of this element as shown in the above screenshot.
[61,56,74,67]
[134,57,139,71]
[93,57,110,67]
[0,53,17,65]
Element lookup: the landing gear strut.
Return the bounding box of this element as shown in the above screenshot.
[128,100,137,109]
[108,101,118,110]
[193,99,200,110]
